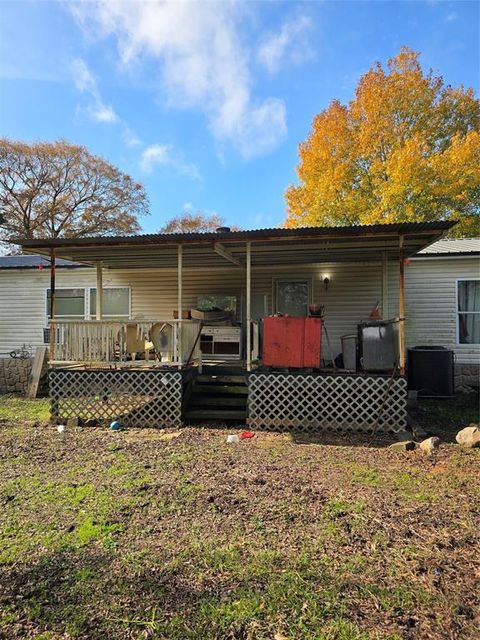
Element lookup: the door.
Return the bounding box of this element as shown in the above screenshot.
[275,279,310,317]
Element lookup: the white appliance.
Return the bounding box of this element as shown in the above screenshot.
[200,326,242,360]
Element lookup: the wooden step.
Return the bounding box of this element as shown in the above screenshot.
[192,384,248,395]
[185,409,247,421]
[190,395,247,407]
[197,374,246,384]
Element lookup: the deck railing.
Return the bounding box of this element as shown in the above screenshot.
[48,319,201,365]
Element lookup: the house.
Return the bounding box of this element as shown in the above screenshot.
[1,221,477,431]
[407,238,479,392]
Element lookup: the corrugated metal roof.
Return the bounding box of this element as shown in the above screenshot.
[14,220,455,249]
[0,255,84,269]
[12,221,454,270]
[419,238,480,255]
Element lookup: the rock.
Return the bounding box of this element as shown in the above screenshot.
[455,425,480,448]
[67,417,79,428]
[389,441,416,451]
[419,436,440,454]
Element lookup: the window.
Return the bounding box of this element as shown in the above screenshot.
[90,288,130,319]
[458,280,480,345]
[275,279,311,316]
[46,288,85,319]
[197,295,237,315]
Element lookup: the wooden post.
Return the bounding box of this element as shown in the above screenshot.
[96,261,103,320]
[177,244,183,366]
[26,346,48,399]
[398,235,406,376]
[49,248,56,361]
[381,250,389,319]
[246,241,252,372]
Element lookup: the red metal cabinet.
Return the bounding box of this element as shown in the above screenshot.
[262,316,323,368]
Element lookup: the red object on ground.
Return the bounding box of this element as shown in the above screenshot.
[240,431,255,439]
[262,316,323,368]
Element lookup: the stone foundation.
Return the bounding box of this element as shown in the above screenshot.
[0,356,48,396]
[455,364,480,393]
[0,357,32,394]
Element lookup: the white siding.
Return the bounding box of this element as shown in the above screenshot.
[0,262,385,357]
[404,257,480,365]
[1,256,478,364]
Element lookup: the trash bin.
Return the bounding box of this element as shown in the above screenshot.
[341,334,358,371]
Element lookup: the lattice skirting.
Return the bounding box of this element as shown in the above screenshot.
[50,369,183,428]
[247,373,407,433]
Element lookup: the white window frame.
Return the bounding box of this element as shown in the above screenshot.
[273,276,313,315]
[45,286,131,323]
[455,278,480,346]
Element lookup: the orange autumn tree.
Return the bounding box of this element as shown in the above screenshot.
[285,48,480,237]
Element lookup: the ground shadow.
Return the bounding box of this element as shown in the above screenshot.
[0,547,216,639]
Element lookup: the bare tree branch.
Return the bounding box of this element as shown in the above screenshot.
[0,139,149,246]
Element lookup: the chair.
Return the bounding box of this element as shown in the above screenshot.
[126,324,153,361]
[150,322,174,362]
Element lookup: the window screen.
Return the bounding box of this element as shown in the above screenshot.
[197,295,237,315]
[275,281,310,317]
[90,288,130,318]
[46,289,85,319]
[458,280,480,344]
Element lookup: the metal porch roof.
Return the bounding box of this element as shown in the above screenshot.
[417,237,480,256]
[15,221,455,269]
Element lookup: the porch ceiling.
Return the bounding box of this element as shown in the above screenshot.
[16,221,454,269]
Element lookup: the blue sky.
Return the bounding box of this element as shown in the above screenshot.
[0,0,478,233]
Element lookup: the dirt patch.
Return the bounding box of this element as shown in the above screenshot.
[0,418,479,639]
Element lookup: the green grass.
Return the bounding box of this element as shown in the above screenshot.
[0,393,50,422]
[0,399,478,639]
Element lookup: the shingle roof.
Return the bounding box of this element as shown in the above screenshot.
[0,255,84,269]
[419,238,480,256]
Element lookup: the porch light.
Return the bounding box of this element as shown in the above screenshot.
[323,276,330,290]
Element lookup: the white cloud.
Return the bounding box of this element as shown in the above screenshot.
[70,1,292,158]
[445,12,458,23]
[257,15,313,75]
[90,103,118,123]
[121,127,142,148]
[140,143,200,180]
[71,58,118,123]
[139,144,171,172]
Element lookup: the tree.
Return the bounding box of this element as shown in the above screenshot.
[285,48,480,237]
[159,211,237,233]
[0,139,149,245]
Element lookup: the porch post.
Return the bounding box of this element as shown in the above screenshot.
[96,261,103,320]
[398,235,406,376]
[246,241,252,372]
[381,250,389,319]
[177,244,183,366]
[49,248,56,360]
